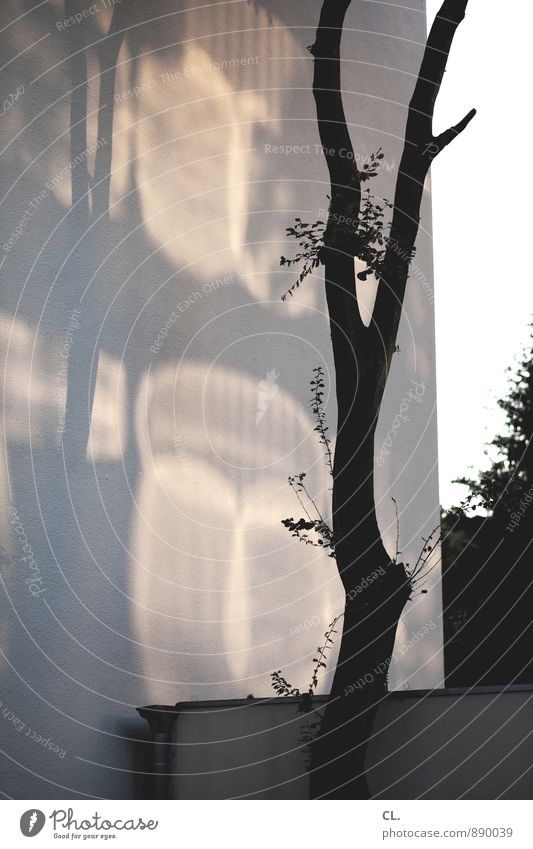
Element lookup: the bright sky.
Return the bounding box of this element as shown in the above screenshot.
[425,0,532,506]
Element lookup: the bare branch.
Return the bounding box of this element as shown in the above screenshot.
[371,0,474,366]
[431,107,477,158]
[310,0,357,192]
[407,0,471,142]
[311,0,365,336]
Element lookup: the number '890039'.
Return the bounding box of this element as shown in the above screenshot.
[470,828,513,838]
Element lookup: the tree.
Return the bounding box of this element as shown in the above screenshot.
[456,328,533,518]
[282,0,476,798]
[442,329,533,687]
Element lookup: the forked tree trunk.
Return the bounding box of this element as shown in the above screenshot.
[308,0,475,798]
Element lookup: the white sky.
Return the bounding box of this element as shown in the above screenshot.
[425,0,532,506]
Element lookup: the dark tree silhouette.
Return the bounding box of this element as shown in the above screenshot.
[442,328,533,688]
[284,0,476,798]
[456,329,533,517]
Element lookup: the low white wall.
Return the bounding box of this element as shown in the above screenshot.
[165,688,533,799]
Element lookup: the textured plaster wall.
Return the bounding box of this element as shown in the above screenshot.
[0,0,441,799]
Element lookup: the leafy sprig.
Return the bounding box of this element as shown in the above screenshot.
[280,148,394,300]
[310,366,333,475]
[280,369,335,556]
[280,218,324,302]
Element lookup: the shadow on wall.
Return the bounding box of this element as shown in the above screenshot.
[0,0,440,798]
[0,0,346,798]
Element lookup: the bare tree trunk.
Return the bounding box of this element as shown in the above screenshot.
[308,0,475,798]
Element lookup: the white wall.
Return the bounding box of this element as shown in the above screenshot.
[0,0,441,799]
[168,689,533,800]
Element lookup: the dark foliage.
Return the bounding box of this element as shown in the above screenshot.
[442,329,533,686]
